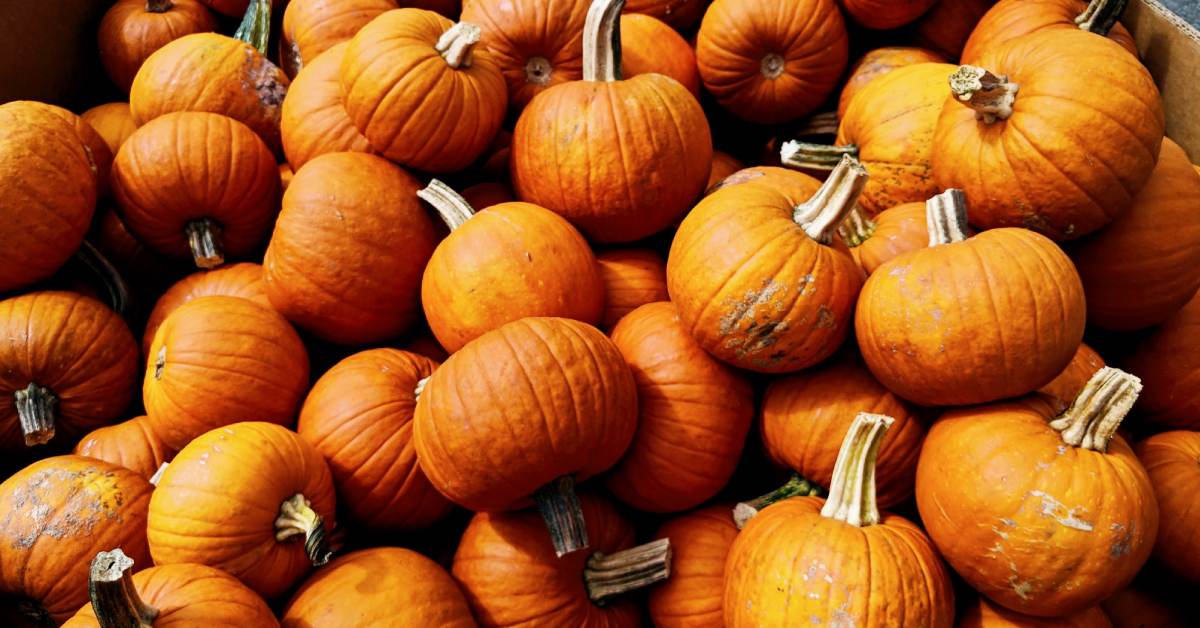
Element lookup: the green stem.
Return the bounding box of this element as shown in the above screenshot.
[14,383,57,447]
[780,141,858,171]
[533,476,589,557]
[582,0,624,82]
[89,549,159,628]
[275,494,333,566]
[733,473,824,530]
[584,539,672,605]
[74,239,129,315]
[1075,0,1129,36]
[1047,367,1141,452]
[820,413,894,527]
[234,0,272,56]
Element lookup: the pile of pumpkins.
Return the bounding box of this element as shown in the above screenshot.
[0,0,1198,625]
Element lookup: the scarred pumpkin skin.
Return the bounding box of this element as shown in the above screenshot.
[280,43,374,170]
[625,0,707,29]
[707,165,821,197]
[73,416,172,481]
[648,505,737,628]
[843,0,938,30]
[621,13,700,96]
[843,202,930,274]
[838,46,944,119]
[142,262,269,356]
[707,150,745,190]
[1038,343,1104,407]
[1124,293,1200,429]
[962,0,1137,63]
[1136,431,1200,583]
[22,102,114,199]
[959,596,1112,628]
[910,0,995,60]
[297,349,452,531]
[98,0,217,92]
[80,102,139,157]
[0,456,152,624]
[596,249,669,329]
[279,0,395,77]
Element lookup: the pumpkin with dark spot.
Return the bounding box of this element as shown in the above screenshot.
[98,0,218,92]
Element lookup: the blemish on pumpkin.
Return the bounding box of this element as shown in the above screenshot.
[815,305,835,328]
[1009,576,1034,600]
[3,467,123,549]
[154,346,167,380]
[243,48,287,109]
[718,278,783,337]
[524,251,533,262]
[1029,491,1093,532]
[1110,523,1133,557]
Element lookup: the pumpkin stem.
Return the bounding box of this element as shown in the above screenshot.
[436,22,482,69]
[234,0,272,56]
[184,218,224,269]
[525,56,553,86]
[780,141,859,172]
[275,494,333,566]
[14,383,57,447]
[74,239,130,316]
[949,65,1018,124]
[792,154,869,243]
[414,376,430,400]
[149,462,169,487]
[584,538,672,605]
[733,473,825,530]
[154,346,167,381]
[1076,0,1129,36]
[89,549,159,628]
[1048,367,1141,452]
[582,0,624,82]
[926,189,970,246]
[417,179,477,230]
[533,476,589,557]
[820,412,894,527]
[794,111,840,137]
[145,0,174,12]
[837,206,877,248]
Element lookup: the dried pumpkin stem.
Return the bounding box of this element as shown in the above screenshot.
[1076,0,1129,36]
[233,0,272,56]
[793,154,869,243]
[75,239,130,315]
[926,189,970,246]
[275,494,333,566]
[584,538,672,605]
[837,206,877,247]
[583,0,625,82]
[1048,367,1141,452]
[949,65,1019,124]
[15,383,57,447]
[525,56,553,85]
[89,549,159,628]
[820,412,894,527]
[437,22,482,69]
[794,111,840,137]
[417,179,476,230]
[733,473,825,530]
[533,476,589,557]
[145,0,174,12]
[414,376,430,400]
[184,218,224,269]
[779,141,858,171]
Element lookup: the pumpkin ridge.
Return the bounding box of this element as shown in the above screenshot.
[1002,114,1116,229]
[554,320,630,468]
[1001,230,1075,350]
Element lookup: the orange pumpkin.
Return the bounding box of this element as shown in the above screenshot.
[73,416,172,481]
[910,0,996,60]
[837,46,945,118]
[707,150,744,190]
[460,181,516,208]
[143,296,309,451]
[838,202,930,274]
[279,0,395,77]
[511,0,711,243]
[1101,588,1187,628]
[962,0,1137,63]
[80,103,139,156]
[959,596,1112,628]
[916,368,1158,616]
[98,0,217,92]
[621,13,700,96]
[648,505,738,628]
[596,249,669,329]
[280,43,374,170]
[0,456,152,624]
[22,102,114,198]
[843,0,938,30]
[88,206,169,283]
[625,0,707,29]
[0,292,137,449]
[1136,430,1200,582]
[1124,292,1200,429]
[419,180,604,353]
[148,421,337,599]
[1039,343,1105,406]
[142,262,269,355]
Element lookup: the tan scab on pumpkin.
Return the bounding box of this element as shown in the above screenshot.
[718,278,784,337]
[3,468,120,549]
[243,48,287,109]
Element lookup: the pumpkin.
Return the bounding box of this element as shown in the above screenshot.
[279,0,395,77]
[621,13,700,96]
[282,547,474,627]
[73,416,172,481]
[0,101,97,293]
[340,9,507,172]
[668,155,866,373]
[910,0,996,60]
[280,43,374,170]
[142,262,269,355]
[1070,138,1200,330]
[838,202,930,274]
[706,164,822,197]
[453,493,671,626]
[596,249,669,329]
[148,421,337,599]
[63,550,278,627]
[707,150,744,190]
[959,596,1112,628]
[98,0,217,92]
[696,0,847,123]
[607,302,754,512]
[143,296,309,451]
[648,505,737,628]
[80,103,139,157]
[1101,588,1187,628]
[0,291,137,449]
[88,206,169,284]
[460,181,516,208]
[264,152,436,345]
[1039,343,1105,406]
[856,189,1085,406]
[22,102,114,198]
[625,0,707,29]
[962,0,1136,63]
[414,317,638,556]
[837,46,946,118]
[111,111,279,269]
[0,456,152,624]
[1136,430,1200,582]
[511,0,712,243]
[419,180,604,353]
[916,367,1158,616]
[1123,292,1200,429]
[843,0,938,30]
[297,349,452,530]
[932,30,1163,240]
[725,413,955,627]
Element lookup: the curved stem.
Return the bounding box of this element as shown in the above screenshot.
[949,65,1019,124]
[185,218,224,269]
[533,476,589,557]
[583,0,624,82]
[436,22,482,69]
[15,383,57,447]
[780,141,858,171]
[837,206,876,248]
[417,179,476,231]
[584,539,671,605]
[75,239,130,316]
[1048,367,1141,452]
[733,473,825,530]
[234,0,272,56]
[1076,0,1129,36]
[145,0,174,12]
[820,412,894,527]
[926,189,970,246]
[89,549,159,628]
[793,155,869,243]
[794,111,840,137]
[275,494,333,566]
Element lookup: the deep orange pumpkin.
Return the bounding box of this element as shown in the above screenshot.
[843,0,938,30]
[596,249,668,329]
[142,262,268,355]
[98,0,217,92]
[837,46,945,118]
[910,0,996,60]
[706,165,822,197]
[80,102,139,157]
[280,43,374,170]
[73,416,172,481]
[625,0,707,29]
[707,150,745,190]
[838,202,930,274]
[1039,343,1105,407]
[22,102,114,199]
[621,13,700,96]
[962,0,1137,63]
[1124,292,1200,429]
[279,0,395,77]
[648,505,738,628]
[1136,430,1200,583]
[959,596,1112,627]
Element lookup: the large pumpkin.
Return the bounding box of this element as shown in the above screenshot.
[511,0,711,243]
[962,0,1136,62]
[1123,292,1200,429]
[419,180,604,353]
[843,0,938,30]
[596,248,669,329]
[649,505,738,628]
[1136,430,1200,582]
[707,150,745,190]
[22,102,114,199]
[73,416,172,481]
[142,262,268,355]
[279,0,395,77]
[625,0,707,29]
[148,422,337,599]
[837,46,946,117]
[959,596,1112,628]
[80,102,139,157]
[621,13,700,96]
[98,0,217,92]
[910,0,996,59]
[838,202,931,274]
[280,43,374,170]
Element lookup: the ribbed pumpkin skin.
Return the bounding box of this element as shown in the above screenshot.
[414,318,638,512]
[0,292,138,450]
[607,302,754,512]
[933,30,1163,240]
[0,456,152,623]
[23,102,114,198]
[707,150,744,190]
[130,33,290,152]
[621,14,700,96]
[838,47,945,118]
[63,563,279,627]
[760,352,925,508]
[143,297,310,451]
[111,112,280,263]
[916,398,1158,616]
[279,0,395,77]
[148,422,336,599]
[1038,343,1104,407]
[297,349,452,531]
[707,165,821,197]
[283,547,474,627]
[0,102,97,293]
[80,102,139,156]
[843,0,938,30]
[962,0,1136,63]
[959,597,1112,628]
[648,505,738,628]
[1136,431,1200,583]
[280,43,374,170]
[596,249,668,329]
[142,262,268,355]
[1124,293,1200,429]
[98,0,217,92]
[696,0,847,123]
[846,201,929,274]
[625,0,707,29]
[452,494,641,627]
[73,416,172,481]
[724,497,955,627]
[910,0,995,60]
[340,9,507,172]
[265,152,436,345]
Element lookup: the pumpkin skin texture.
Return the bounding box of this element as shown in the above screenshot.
[143,296,310,451]
[414,317,638,513]
[265,152,437,345]
[696,0,848,124]
[142,262,269,356]
[0,291,138,450]
[22,102,114,199]
[843,0,938,30]
[1070,138,1200,331]
[297,349,452,531]
[340,9,508,172]
[838,46,945,119]
[1038,343,1105,407]
[962,0,1137,63]
[707,150,744,190]
[910,0,995,60]
[596,249,669,329]
[959,596,1112,628]
[280,43,374,170]
[279,0,395,77]
[1136,431,1200,583]
[80,102,139,157]
[73,416,172,481]
[841,202,930,274]
[0,102,98,293]
[0,456,152,624]
[648,505,737,628]
[148,422,337,599]
[98,0,217,93]
[1123,292,1200,429]
[625,0,707,29]
[621,14,700,97]
[607,302,754,512]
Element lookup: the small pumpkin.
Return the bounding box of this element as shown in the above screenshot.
[1101,588,1187,628]
[621,13,700,96]
[962,0,1136,63]
[142,262,268,355]
[838,202,930,274]
[959,596,1112,628]
[80,103,139,156]
[279,0,395,77]
[419,180,604,353]
[148,421,337,599]
[1039,343,1105,407]
[910,0,996,60]
[707,150,745,190]
[596,249,669,329]
[280,43,374,170]
[1136,430,1200,583]
[98,0,217,92]
[625,0,707,29]
[842,0,939,30]
[73,416,172,481]
[22,102,114,198]
[1123,291,1200,429]
[837,46,946,118]
[648,505,738,628]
